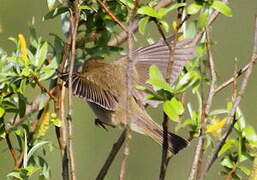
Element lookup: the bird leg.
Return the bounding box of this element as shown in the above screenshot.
[94,118,115,131]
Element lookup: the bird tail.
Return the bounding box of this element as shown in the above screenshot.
[130,112,188,154]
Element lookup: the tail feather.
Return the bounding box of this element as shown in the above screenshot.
[131,113,188,154]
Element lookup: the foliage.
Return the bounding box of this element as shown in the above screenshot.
[0,0,256,179]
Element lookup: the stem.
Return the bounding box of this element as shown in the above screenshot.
[199,16,257,179]
[67,2,80,179]
[188,28,217,180]
[96,129,128,180]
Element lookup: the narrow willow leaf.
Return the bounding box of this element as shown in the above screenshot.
[187,3,202,15]
[198,9,209,28]
[206,118,226,133]
[138,17,149,35]
[138,6,157,18]
[18,34,28,64]
[18,93,26,118]
[37,104,50,138]
[211,1,232,17]
[238,166,251,175]
[43,7,69,21]
[0,107,5,117]
[36,42,48,67]
[160,20,169,32]
[157,3,186,18]
[219,139,236,156]
[27,141,49,163]
[47,0,56,10]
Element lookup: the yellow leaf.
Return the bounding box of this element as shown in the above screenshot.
[206,118,226,133]
[172,21,184,41]
[18,34,28,62]
[37,104,50,138]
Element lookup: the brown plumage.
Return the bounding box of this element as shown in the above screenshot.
[61,35,195,154]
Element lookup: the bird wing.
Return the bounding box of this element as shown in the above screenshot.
[116,34,196,107]
[60,70,119,111]
[133,34,196,85]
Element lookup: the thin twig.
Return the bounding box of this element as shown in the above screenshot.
[119,1,137,177]
[32,75,57,102]
[97,0,127,32]
[67,2,80,180]
[5,133,17,166]
[119,129,130,180]
[153,16,178,180]
[214,61,255,94]
[55,39,70,180]
[199,15,257,180]
[5,94,51,132]
[107,0,174,47]
[96,128,128,180]
[188,28,217,180]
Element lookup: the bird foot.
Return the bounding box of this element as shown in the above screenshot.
[94,119,109,131]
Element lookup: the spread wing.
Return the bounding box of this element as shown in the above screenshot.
[60,71,119,111]
[117,34,196,107]
[133,34,195,86]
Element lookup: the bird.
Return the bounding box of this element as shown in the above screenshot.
[60,34,195,154]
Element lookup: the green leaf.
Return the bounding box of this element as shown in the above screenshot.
[119,0,134,9]
[209,109,228,116]
[198,9,209,28]
[138,17,149,35]
[149,65,164,81]
[147,65,174,92]
[35,42,48,67]
[159,20,169,32]
[79,5,93,10]
[138,6,158,18]
[211,1,232,17]
[221,156,234,168]
[18,94,26,118]
[47,0,56,10]
[24,167,40,177]
[0,107,5,117]
[238,166,250,175]
[163,97,184,122]
[242,126,257,143]
[27,141,49,162]
[7,170,23,179]
[23,130,28,168]
[187,3,202,15]
[219,139,236,156]
[43,7,69,21]
[157,3,186,18]
[175,71,201,93]
[147,79,173,93]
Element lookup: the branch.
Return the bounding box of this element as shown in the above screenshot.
[119,129,130,180]
[66,2,80,180]
[188,28,217,180]
[5,133,18,166]
[32,75,57,102]
[107,0,174,47]
[96,128,128,180]
[119,1,138,178]
[214,61,255,94]
[199,15,257,179]
[97,0,127,32]
[5,94,51,132]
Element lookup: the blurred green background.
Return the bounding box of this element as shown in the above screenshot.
[0,1,256,180]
